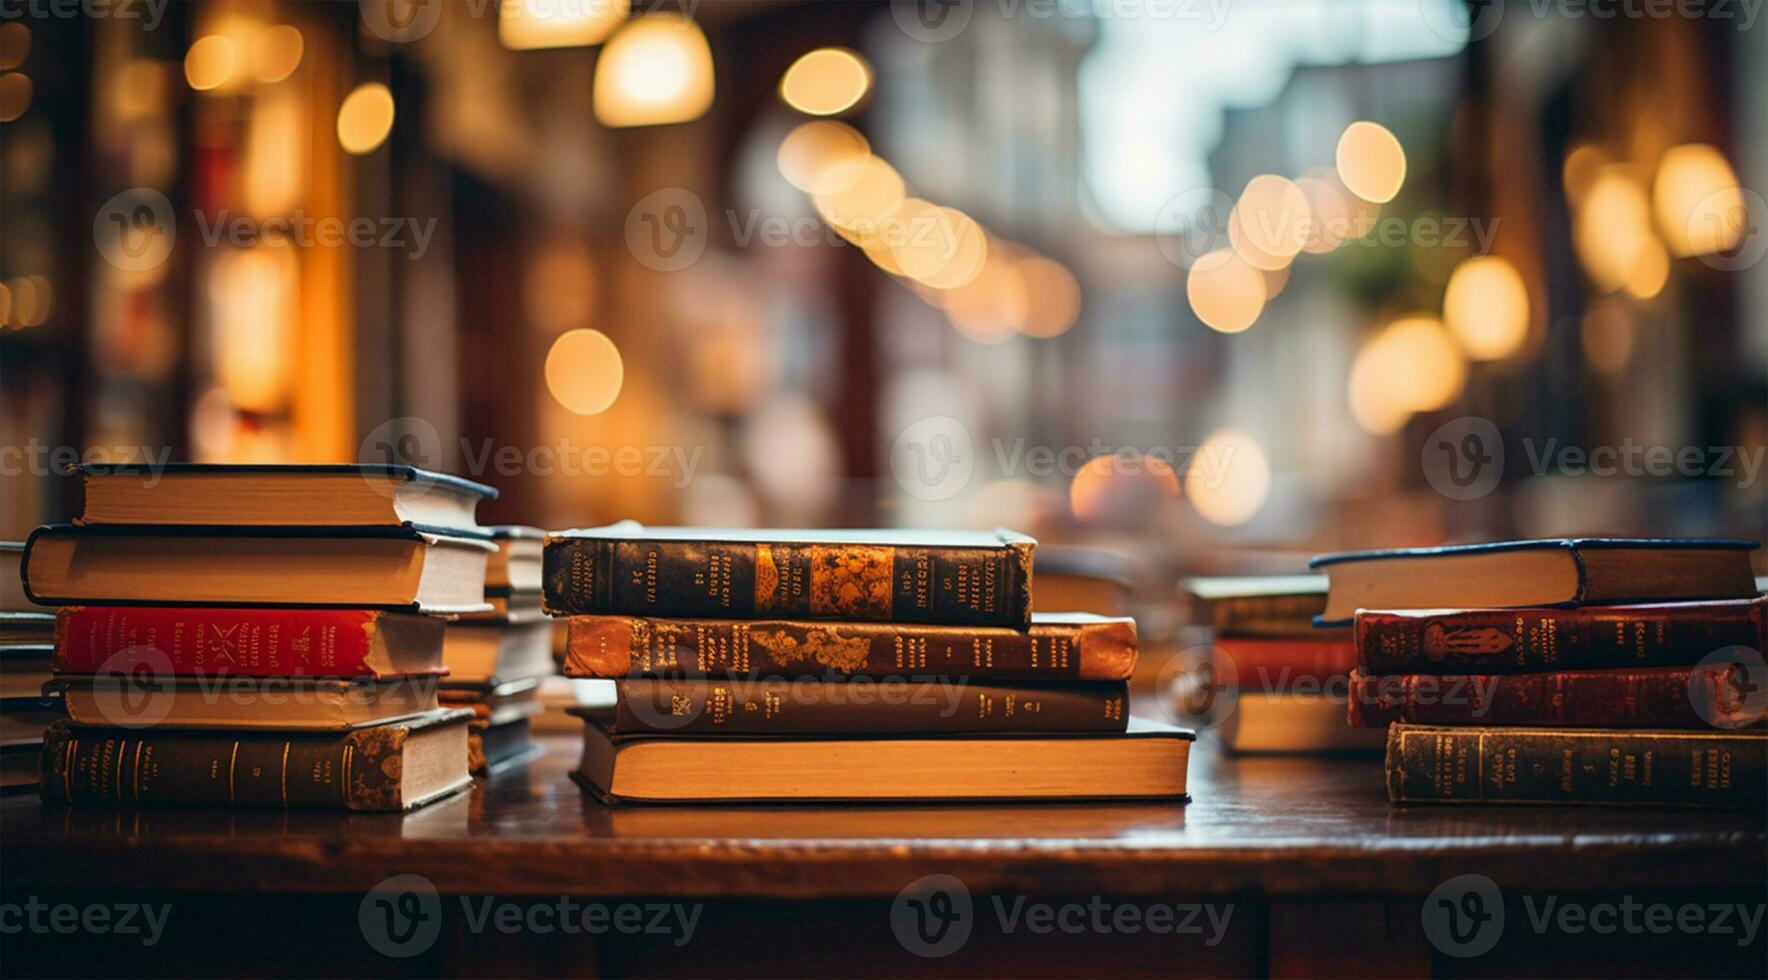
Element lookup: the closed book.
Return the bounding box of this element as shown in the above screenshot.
[1182,575,1328,637]
[1384,723,1768,807]
[0,695,64,747]
[543,523,1034,627]
[572,714,1192,803]
[1348,666,1758,729]
[1,611,56,645]
[587,678,1128,735]
[564,612,1136,681]
[49,675,441,730]
[39,709,473,811]
[22,525,495,614]
[1211,636,1356,688]
[52,606,446,679]
[441,620,555,687]
[1355,598,1766,673]
[1310,538,1759,626]
[0,646,52,700]
[70,462,493,533]
[1208,692,1386,755]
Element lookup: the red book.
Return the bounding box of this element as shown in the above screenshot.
[1212,636,1356,689]
[1347,665,1758,729]
[52,606,446,679]
[1354,598,1766,674]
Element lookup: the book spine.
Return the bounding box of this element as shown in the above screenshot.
[1356,600,1766,674]
[52,606,391,678]
[543,537,1033,627]
[1348,667,1727,729]
[1212,638,1357,687]
[1384,724,1768,806]
[39,723,412,811]
[566,616,1136,681]
[610,679,1128,735]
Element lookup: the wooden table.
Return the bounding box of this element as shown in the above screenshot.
[2,734,1763,978]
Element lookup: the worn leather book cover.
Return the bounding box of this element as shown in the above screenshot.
[1355,597,1766,673]
[564,612,1135,680]
[1384,723,1768,806]
[52,606,446,678]
[595,677,1128,735]
[1348,665,1757,729]
[544,524,1034,627]
[39,709,473,811]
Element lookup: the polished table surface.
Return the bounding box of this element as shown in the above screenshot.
[3,734,1762,899]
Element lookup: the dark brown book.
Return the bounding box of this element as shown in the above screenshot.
[1311,538,1759,626]
[1384,723,1768,807]
[572,713,1191,803]
[543,523,1034,627]
[1348,666,1758,729]
[1182,575,1328,637]
[564,612,1136,681]
[587,678,1128,735]
[49,675,441,730]
[39,709,473,811]
[1355,598,1766,673]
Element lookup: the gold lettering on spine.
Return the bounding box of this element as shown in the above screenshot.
[228,741,239,804]
[281,741,291,806]
[809,545,893,618]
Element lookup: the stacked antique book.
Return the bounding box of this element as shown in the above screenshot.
[439,526,553,773]
[22,464,487,811]
[1179,575,1383,753]
[548,524,1193,803]
[1311,538,1768,806]
[1,542,62,790]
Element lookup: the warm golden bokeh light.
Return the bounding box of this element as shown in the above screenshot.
[337,82,395,155]
[211,248,294,414]
[1574,166,1654,293]
[940,249,1028,344]
[1562,143,1609,206]
[1443,256,1529,360]
[1261,263,1291,300]
[779,47,871,116]
[777,120,870,194]
[1296,173,1352,253]
[545,328,625,415]
[184,35,236,92]
[1014,254,1081,338]
[1347,316,1466,434]
[1186,429,1270,527]
[593,14,715,128]
[901,207,987,290]
[812,156,905,231]
[0,22,27,71]
[499,0,628,50]
[1069,455,1179,524]
[1624,236,1670,300]
[1347,344,1410,435]
[1186,249,1265,333]
[251,24,303,83]
[0,71,29,122]
[1653,143,1745,257]
[1336,121,1406,204]
[1230,175,1309,268]
[0,280,11,327]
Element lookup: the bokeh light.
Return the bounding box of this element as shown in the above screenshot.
[1229,175,1309,268]
[777,120,870,194]
[1014,254,1081,338]
[184,35,236,92]
[337,82,395,155]
[1186,249,1265,333]
[780,47,871,116]
[1653,143,1745,258]
[1574,166,1655,293]
[1186,429,1270,527]
[593,14,715,128]
[1443,256,1529,360]
[499,0,628,50]
[1336,121,1406,204]
[545,328,625,415]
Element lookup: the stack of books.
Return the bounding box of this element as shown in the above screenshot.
[1179,575,1383,753]
[548,524,1193,803]
[22,463,490,811]
[1,541,62,790]
[1311,538,1768,806]
[439,525,553,773]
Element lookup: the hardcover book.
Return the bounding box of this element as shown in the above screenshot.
[22,525,495,613]
[39,709,473,810]
[1348,665,1758,729]
[70,462,494,532]
[564,612,1137,681]
[1182,575,1329,637]
[543,523,1035,627]
[49,675,441,730]
[1384,723,1767,807]
[440,619,555,687]
[1310,538,1759,626]
[571,713,1193,803]
[1354,598,1766,673]
[585,678,1129,735]
[51,606,447,679]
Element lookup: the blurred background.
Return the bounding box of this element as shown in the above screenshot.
[1,0,1764,593]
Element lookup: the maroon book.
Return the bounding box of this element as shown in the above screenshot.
[1355,597,1765,674]
[1347,665,1758,729]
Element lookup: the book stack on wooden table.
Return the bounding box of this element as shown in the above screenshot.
[1311,538,1768,806]
[1,542,63,790]
[437,525,553,774]
[545,524,1194,803]
[20,464,494,811]
[1180,575,1384,754]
